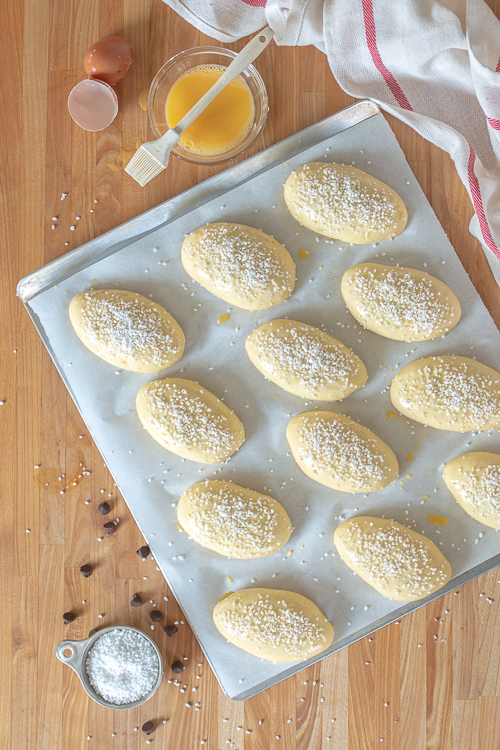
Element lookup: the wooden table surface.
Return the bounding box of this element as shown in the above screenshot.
[2,2,500,749]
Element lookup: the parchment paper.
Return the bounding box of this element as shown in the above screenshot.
[29,114,500,699]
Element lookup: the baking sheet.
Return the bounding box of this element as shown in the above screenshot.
[20,102,500,700]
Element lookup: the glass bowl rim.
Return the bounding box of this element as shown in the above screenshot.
[147,46,268,165]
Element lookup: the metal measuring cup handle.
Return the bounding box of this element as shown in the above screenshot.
[55,635,90,677]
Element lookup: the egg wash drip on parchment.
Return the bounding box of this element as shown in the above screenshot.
[77,291,179,365]
[341,520,450,598]
[292,164,403,238]
[219,593,330,658]
[346,267,457,337]
[146,384,236,460]
[187,225,293,302]
[251,324,362,397]
[298,417,390,490]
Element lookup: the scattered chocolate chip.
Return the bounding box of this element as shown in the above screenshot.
[80,564,92,578]
[142,721,154,735]
[130,593,143,607]
[137,545,150,559]
[164,625,178,637]
[150,610,162,623]
[98,502,111,515]
[171,660,185,674]
[88,628,98,637]
[63,612,75,624]
[103,521,116,535]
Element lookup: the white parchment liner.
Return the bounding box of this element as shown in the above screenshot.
[29,114,500,698]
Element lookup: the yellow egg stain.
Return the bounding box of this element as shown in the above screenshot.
[386,411,402,421]
[428,514,448,526]
[107,141,144,172]
[423,495,430,500]
[406,473,412,479]
[274,393,279,398]
[298,249,310,260]
[175,521,185,533]
[287,549,293,556]
[219,591,233,601]
[138,87,149,111]
[217,313,231,324]
[407,453,414,463]
[33,450,87,495]
[226,575,233,583]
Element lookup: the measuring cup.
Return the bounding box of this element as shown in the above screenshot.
[55,625,163,709]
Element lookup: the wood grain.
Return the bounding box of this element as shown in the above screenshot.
[2,2,500,749]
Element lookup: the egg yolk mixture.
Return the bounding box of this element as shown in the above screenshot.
[166,65,254,155]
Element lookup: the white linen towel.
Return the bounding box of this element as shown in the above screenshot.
[163,0,500,284]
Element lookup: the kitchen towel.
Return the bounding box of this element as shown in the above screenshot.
[163,0,500,285]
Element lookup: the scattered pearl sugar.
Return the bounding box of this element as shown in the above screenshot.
[85,629,159,704]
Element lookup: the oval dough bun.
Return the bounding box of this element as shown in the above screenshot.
[334,516,452,601]
[390,355,500,432]
[286,411,399,493]
[136,378,244,464]
[213,588,334,662]
[181,222,296,310]
[69,289,185,372]
[245,319,367,401]
[443,452,500,530]
[341,263,461,342]
[177,480,292,558]
[284,162,408,244]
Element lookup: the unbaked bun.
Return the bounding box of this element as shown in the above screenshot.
[245,319,367,401]
[213,588,334,661]
[177,480,292,558]
[390,355,500,432]
[286,411,399,493]
[443,452,500,530]
[69,289,184,372]
[334,516,452,601]
[341,263,461,341]
[136,378,244,463]
[284,162,407,243]
[181,222,295,310]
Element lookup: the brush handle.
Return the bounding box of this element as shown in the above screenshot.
[174,27,274,137]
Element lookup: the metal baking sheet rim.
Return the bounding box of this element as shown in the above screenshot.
[17,100,500,701]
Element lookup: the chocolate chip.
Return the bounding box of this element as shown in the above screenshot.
[103,521,116,535]
[136,545,150,559]
[164,625,178,637]
[142,721,154,735]
[171,660,185,674]
[98,502,111,515]
[88,628,98,637]
[149,610,162,623]
[63,612,75,624]
[80,564,92,578]
[130,593,143,607]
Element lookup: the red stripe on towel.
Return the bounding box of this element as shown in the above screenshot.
[361,0,412,110]
[239,0,267,6]
[467,148,500,260]
[487,116,500,130]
